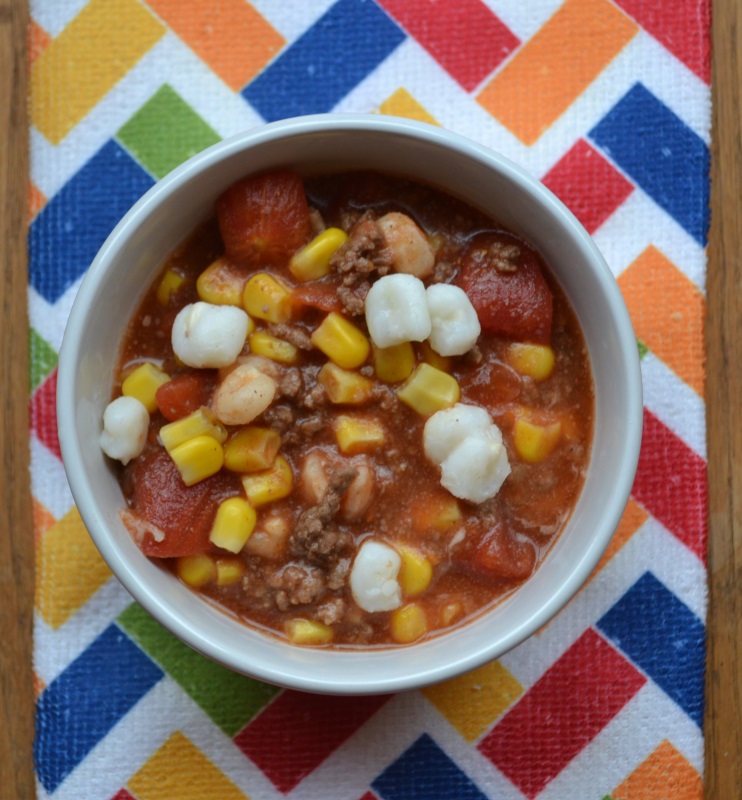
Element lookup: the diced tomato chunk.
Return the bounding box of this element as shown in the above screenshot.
[216,171,312,267]
[460,520,536,582]
[155,372,216,421]
[124,449,239,558]
[292,279,345,313]
[458,233,553,344]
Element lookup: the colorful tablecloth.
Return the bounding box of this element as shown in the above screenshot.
[28,1,710,798]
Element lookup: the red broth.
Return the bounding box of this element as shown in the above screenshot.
[109,171,594,647]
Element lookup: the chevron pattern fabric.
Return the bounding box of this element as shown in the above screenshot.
[28,1,710,798]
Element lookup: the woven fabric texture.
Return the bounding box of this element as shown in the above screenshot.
[28,1,710,798]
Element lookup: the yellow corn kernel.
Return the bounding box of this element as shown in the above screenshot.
[334,415,386,454]
[224,426,281,473]
[391,603,428,644]
[249,330,299,365]
[160,407,228,453]
[243,273,293,323]
[318,362,375,404]
[241,455,293,507]
[419,339,453,373]
[169,434,224,486]
[397,545,433,596]
[513,417,562,463]
[507,343,555,381]
[397,363,460,416]
[196,257,246,306]
[311,312,370,369]
[372,342,415,383]
[176,554,216,587]
[411,493,461,532]
[156,268,186,305]
[215,557,246,586]
[285,618,334,645]
[121,362,170,413]
[289,227,348,282]
[209,497,257,553]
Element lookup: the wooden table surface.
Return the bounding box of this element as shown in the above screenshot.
[2,1,740,797]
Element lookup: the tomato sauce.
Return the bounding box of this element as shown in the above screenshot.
[109,171,594,648]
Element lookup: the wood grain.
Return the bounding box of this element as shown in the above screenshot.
[0,0,739,797]
[705,0,742,796]
[0,0,35,797]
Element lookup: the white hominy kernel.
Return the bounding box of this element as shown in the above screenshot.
[426,283,481,356]
[439,436,511,504]
[350,540,402,612]
[100,396,150,465]
[424,403,510,503]
[364,273,431,348]
[171,301,249,368]
[423,403,496,465]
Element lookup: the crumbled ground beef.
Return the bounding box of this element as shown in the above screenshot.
[315,596,346,626]
[269,564,327,610]
[278,368,303,398]
[327,556,351,590]
[299,415,325,435]
[337,284,367,316]
[260,404,295,433]
[240,565,275,612]
[343,620,374,644]
[282,415,325,447]
[291,466,358,565]
[301,381,326,409]
[489,240,521,273]
[268,323,314,351]
[431,259,456,283]
[330,211,392,315]
[294,520,354,566]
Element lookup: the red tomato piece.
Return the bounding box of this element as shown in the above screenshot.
[460,520,536,582]
[458,233,553,344]
[292,279,345,313]
[216,171,312,267]
[124,449,238,558]
[155,372,217,421]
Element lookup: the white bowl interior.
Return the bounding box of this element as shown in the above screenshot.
[58,115,642,694]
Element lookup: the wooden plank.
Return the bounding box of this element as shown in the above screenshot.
[0,0,35,797]
[705,0,742,796]
[0,0,739,797]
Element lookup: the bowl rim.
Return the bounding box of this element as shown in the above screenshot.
[57,113,643,694]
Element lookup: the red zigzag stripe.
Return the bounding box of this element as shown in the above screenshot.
[30,367,61,460]
[631,407,708,561]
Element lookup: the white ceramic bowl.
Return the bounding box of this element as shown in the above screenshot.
[57,114,642,694]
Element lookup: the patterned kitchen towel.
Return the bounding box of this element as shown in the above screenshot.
[28,1,710,798]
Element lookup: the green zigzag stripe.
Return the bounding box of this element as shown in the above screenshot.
[118,602,279,737]
[116,84,221,180]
